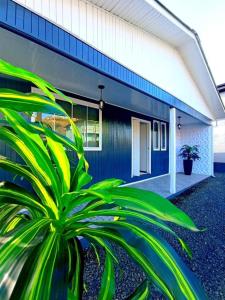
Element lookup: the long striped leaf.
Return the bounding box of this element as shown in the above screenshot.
[0,204,22,231]
[71,155,91,191]
[1,214,27,234]
[0,59,68,101]
[76,228,174,300]
[0,181,47,215]
[83,234,118,263]
[98,253,115,300]
[91,222,205,300]
[90,178,124,190]
[109,187,199,231]
[128,280,149,300]
[0,89,66,114]
[18,232,60,300]
[1,108,49,156]
[0,158,58,218]
[66,209,176,234]
[46,134,71,195]
[68,238,83,300]
[0,218,50,287]
[0,126,61,206]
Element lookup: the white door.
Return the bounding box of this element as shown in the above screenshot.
[132,118,151,177]
[132,118,140,176]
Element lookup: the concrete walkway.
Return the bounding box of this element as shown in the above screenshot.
[127,172,209,198]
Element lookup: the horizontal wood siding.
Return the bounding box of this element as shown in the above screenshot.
[0,78,169,185]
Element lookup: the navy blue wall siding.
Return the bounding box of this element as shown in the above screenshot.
[69,104,169,184]
[214,163,225,173]
[0,78,169,185]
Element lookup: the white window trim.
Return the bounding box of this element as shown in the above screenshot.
[32,87,102,151]
[161,122,167,151]
[153,120,160,151]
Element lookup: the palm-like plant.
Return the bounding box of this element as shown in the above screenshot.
[0,59,206,299]
[179,145,200,161]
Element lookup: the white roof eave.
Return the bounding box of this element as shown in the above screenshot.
[87,0,225,120]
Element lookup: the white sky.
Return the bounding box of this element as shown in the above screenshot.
[160,0,225,85]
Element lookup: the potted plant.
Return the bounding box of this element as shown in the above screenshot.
[179,145,200,175]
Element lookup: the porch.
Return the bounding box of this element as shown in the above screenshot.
[126,172,209,198]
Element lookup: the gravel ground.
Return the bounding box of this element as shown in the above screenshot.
[82,174,225,299]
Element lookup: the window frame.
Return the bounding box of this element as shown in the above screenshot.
[153,120,160,151]
[160,122,167,151]
[32,87,102,151]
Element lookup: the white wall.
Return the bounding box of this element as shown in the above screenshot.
[14,0,213,119]
[214,119,225,162]
[176,124,213,175]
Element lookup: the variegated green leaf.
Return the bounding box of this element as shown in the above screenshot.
[98,253,115,300]
[0,181,47,215]
[128,280,149,300]
[18,232,60,300]
[109,187,199,231]
[0,59,68,101]
[0,158,58,218]
[45,133,71,195]
[68,238,83,300]
[0,89,66,114]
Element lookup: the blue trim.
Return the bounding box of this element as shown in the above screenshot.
[214,162,225,173]
[0,0,211,125]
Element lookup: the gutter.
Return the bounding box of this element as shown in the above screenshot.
[154,0,225,116]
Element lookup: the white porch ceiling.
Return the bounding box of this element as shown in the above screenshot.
[87,0,193,46]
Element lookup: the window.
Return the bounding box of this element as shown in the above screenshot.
[31,88,102,151]
[161,122,167,151]
[153,120,160,150]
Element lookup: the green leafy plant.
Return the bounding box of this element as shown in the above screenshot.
[179,145,200,161]
[0,59,206,299]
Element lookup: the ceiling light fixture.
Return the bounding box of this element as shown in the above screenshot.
[177,116,182,130]
[98,85,105,110]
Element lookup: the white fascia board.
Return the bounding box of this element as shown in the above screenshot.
[180,38,225,120]
[145,0,195,40]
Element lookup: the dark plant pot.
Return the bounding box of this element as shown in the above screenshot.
[183,159,193,175]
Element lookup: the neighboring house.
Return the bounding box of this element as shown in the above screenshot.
[0,0,224,195]
[214,84,225,172]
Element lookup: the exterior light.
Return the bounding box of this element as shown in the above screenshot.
[98,85,105,110]
[177,116,182,130]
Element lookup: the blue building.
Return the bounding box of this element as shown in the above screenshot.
[0,0,224,195]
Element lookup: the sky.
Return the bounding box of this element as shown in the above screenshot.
[159,0,225,85]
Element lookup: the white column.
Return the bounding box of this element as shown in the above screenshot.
[209,125,215,177]
[169,108,176,194]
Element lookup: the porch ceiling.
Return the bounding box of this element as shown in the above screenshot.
[0,27,169,121]
[176,110,204,126]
